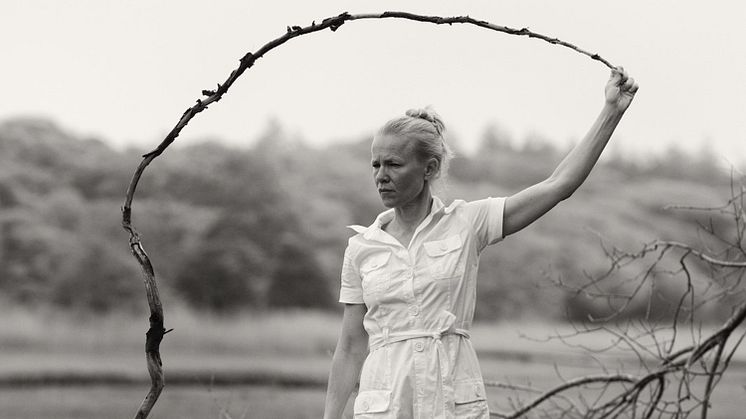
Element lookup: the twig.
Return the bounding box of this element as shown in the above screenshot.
[657,240,746,268]
[489,374,636,418]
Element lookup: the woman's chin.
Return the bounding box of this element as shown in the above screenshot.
[379,195,398,208]
[380,199,396,208]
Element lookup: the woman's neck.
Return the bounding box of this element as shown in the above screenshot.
[392,188,433,232]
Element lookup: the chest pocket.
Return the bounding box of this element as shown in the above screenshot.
[360,251,392,296]
[423,235,464,279]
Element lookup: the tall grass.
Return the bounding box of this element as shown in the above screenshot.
[4,305,745,362]
[0,305,341,356]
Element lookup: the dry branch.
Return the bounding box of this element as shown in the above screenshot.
[484,185,746,418]
[141,11,614,162]
[120,10,615,419]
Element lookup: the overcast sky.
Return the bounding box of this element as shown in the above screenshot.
[3,1,745,162]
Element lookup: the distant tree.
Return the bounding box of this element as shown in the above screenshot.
[266,238,334,309]
[52,244,143,312]
[478,123,514,154]
[0,181,18,208]
[0,213,79,303]
[521,131,559,156]
[174,240,267,312]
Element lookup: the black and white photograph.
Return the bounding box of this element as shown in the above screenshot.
[1,1,745,418]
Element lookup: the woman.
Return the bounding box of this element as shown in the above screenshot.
[323,68,638,419]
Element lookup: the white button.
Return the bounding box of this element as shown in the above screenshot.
[474,384,481,397]
[361,401,369,411]
[414,342,425,352]
[440,242,448,251]
[408,305,420,316]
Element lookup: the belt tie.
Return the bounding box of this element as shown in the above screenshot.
[370,327,470,419]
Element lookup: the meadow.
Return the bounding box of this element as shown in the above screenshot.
[2,308,745,418]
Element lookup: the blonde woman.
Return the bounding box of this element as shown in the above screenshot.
[323,68,638,419]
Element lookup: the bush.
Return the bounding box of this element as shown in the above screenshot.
[52,244,144,313]
[174,240,268,313]
[267,240,334,309]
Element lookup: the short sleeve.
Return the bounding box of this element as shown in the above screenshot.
[339,244,364,304]
[460,197,506,252]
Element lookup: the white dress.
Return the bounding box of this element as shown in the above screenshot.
[339,196,506,419]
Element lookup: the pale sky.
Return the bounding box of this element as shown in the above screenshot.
[2,1,745,162]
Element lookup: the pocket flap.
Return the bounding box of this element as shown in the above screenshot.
[360,251,391,274]
[354,390,391,414]
[454,380,486,404]
[423,235,462,257]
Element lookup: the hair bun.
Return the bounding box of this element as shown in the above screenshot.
[405,107,445,136]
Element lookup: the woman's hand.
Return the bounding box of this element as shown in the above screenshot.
[605,67,639,112]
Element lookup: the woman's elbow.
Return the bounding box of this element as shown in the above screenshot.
[545,175,579,202]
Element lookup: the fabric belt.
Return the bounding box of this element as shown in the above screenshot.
[369,327,470,351]
[369,326,470,419]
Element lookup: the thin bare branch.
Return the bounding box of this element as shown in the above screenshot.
[657,240,746,268]
[489,374,636,418]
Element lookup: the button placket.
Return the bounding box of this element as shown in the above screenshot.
[405,254,418,306]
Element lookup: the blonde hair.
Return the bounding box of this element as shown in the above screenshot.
[377,107,454,183]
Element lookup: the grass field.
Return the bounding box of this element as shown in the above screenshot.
[2,307,746,418]
[3,370,745,418]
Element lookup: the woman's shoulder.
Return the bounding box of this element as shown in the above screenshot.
[443,197,504,214]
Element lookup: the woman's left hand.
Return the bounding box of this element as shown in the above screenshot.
[605,66,639,112]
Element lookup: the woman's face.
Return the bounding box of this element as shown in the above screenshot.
[371,134,431,209]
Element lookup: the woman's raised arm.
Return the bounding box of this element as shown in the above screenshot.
[503,67,639,237]
[323,303,369,419]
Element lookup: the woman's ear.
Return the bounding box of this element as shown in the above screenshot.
[424,158,439,180]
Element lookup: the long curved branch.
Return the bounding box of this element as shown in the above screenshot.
[120,10,614,419]
[141,11,614,161]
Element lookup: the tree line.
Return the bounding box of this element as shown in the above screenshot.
[0,117,736,320]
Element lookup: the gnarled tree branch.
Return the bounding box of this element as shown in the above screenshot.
[142,11,614,161]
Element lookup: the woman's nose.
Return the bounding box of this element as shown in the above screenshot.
[375,168,389,184]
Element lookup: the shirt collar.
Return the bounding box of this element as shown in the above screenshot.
[347,196,448,240]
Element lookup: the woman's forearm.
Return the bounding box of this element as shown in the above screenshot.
[497,69,637,237]
[549,103,625,197]
[323,343,367,419]
[550,67,638,197]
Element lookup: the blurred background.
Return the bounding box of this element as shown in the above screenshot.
[1,1,745,418]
